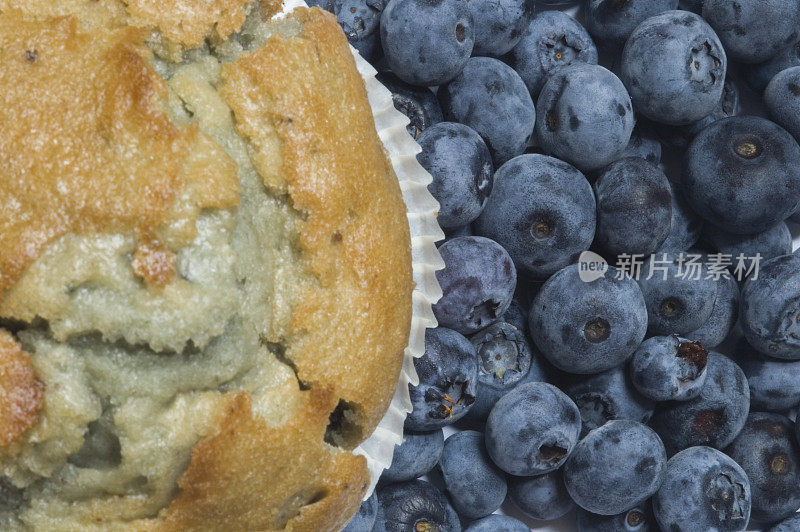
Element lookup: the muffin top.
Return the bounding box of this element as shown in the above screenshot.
[0,2,413,530]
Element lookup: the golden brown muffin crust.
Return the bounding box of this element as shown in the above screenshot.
[0,332,44,448]
[0,14,239,300]
[220,8,413,445]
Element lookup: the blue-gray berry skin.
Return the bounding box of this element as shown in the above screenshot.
[769,513,800,532]
[566,367,655,436]
[418,122,493,230]
[535,64,634,171]
[380,0,474,86]
[503,11,598,97]
[474,154,596,280]
[724,412,800,523]
[703,223,792,265]
[564,420,667,516]
[684,275,740,348]
[433,236,516,335]
[464,514,529,532]
[376,72,443,140]
[682,116,800,235]
[594,157,672,257]
[657,185,703,253]
[406,327,478,431]
[637,252,717,335]
[468,0,535,57]
[766,66,800,144]
[438,57,536,165]
[333,0,385,62]
[747,39,800,93]
[630,336,709,402]
[621,125,662,166]
[702,0,800,65]
[380,429,444,484]
[651,352,750,454]
[737,340,800,412]
[437,431,507,519]
[342,491,379,532]
[576,503,656,532]
[586,0,678,49]
[530,264,647,374]
[653,446,751,532]
[741,254,800,360]
[377,480,461,532]
[462,322,544,424]
[508,469,575,521]
[485,382,581,476]
[621,11,727,126]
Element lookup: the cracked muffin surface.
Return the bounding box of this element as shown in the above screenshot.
[0,2,414,530]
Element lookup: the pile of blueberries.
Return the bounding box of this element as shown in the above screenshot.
[325,0,800,530]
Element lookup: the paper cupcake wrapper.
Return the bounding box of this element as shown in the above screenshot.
[276,0,445,497]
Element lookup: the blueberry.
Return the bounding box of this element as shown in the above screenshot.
[433,236,516,334]
[438,57,536,165]
[747,38,800,93]
[376,72,443,139]
[535,64,634,171]
[657,185,703,253]
[769,513,800,532]
[380,429,444,484]
[684,274,740,348]
[586,0,679,49]
[653,446,751,531]
[564,420,667,516]
[380,0,474,86]
[417,122,493,230]
[342,491,379,532]
[462,322,543,423]
[468,0,535,57]
[577,504,656,532]
[682,116,800,234]
[740,254,800,360]
[377,479,460,532]
[630,335,709,402]
[724,412,800,522]
[474,154,596,279]
[503,10,599,97]
[737,340,800,412]
[637,252,718,335]
[594,157,672,256]
[766,66,800,144]
[620,125,662,166]
[406,327,478,430]
[529,263,647,374]
[464,514,529,532]
[332,0,385,62]
[651,352,750,454]
[702,0,800,64]
[566,367,655,436]
[507,469,575,521]
[621,11,727,125]
[437,431,507,519]
[485,382,582,476]
[703,222,792,265]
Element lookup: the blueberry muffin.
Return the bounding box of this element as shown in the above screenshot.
[0,1,413,530]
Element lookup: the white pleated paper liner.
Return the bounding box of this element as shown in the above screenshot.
[276,0,446,497]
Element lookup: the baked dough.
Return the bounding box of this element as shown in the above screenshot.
[0,2,413,530]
